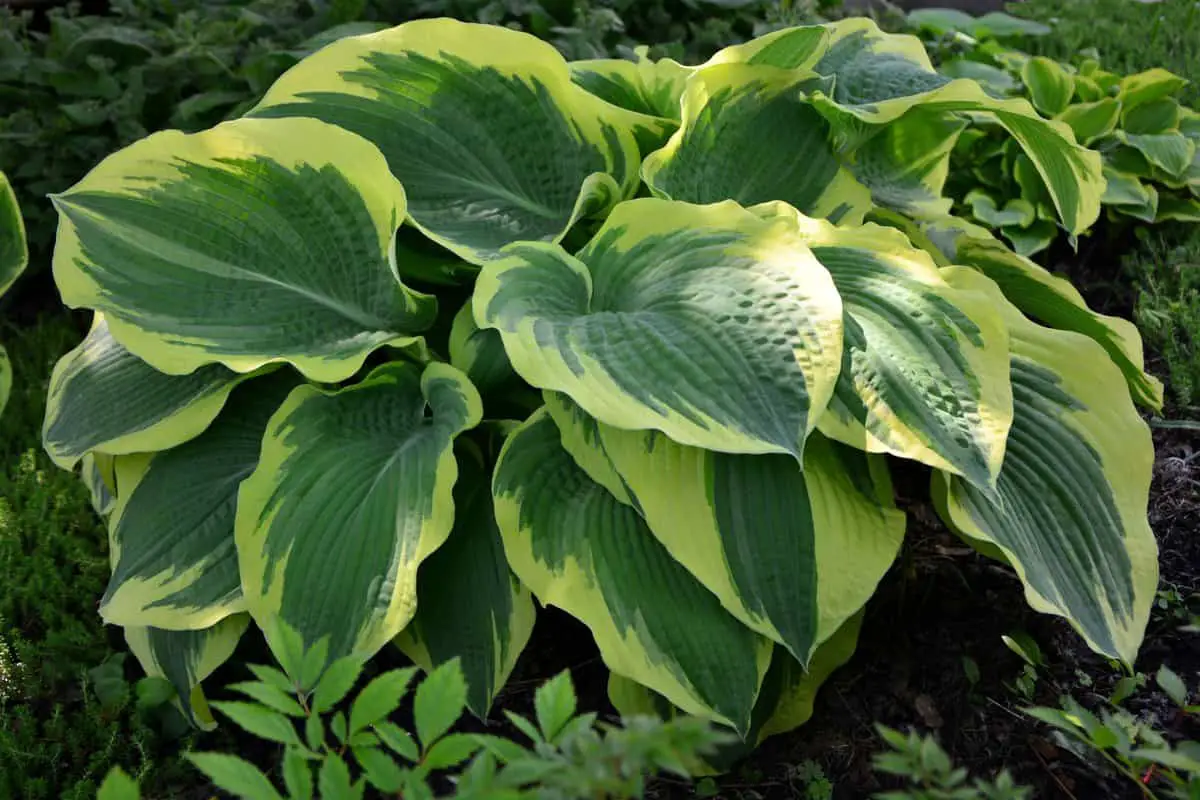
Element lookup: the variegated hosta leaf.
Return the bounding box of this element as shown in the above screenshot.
[474,198,845,459]
[965,191,1035,229]
[0,344,9,420]
[1,170,26,297]
[642,64,872,225]
[1103,169,1159,222]
[236,362,482,668]
[1021,57,1074,117]
[43,315,246,469]
[799,18,1104,236]
[935,268,1157,665]
[1002,219,1058,258]
[1118,68,1188,111]
[493,409,772,733]
[101,373,298,630]
[1113,131,1196,179]
[568,54,688,152]
[702,24,831,71]
[448,300,519,397]
[1122,97,1182,136]
[1056,99,1121,146]
[846,107,965,218]
[756,204,1012,488]
[394,450,535,718]
[606,611,863,752]
[924,218,1163,410]
[81,451,117,518]
[1157,194,1200,222]
[546,392,904,664]
[125,614,250,729]
[751,611,863,744]
[51,117,435,383]
[251,18,641,265]
[0,171,25,419]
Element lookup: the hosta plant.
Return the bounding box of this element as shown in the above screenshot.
[913,13,1200,254]
[45,17,1161,751]
[0,169,26,416]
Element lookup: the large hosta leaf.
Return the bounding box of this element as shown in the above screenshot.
[1,170,26,297]
[493,410,772,733]
[846,107,966,218]
[475,198,844,459]
[51,117,434,383]
[751,612,863,744]
[702,24,830,71]
[395,450,536,718]
[251,19,641,264]
[546,392,903,664]
[0,345,9,420]
[1,171,25,419]
[935,268,1157,664]
[82,451,117,518]
[236,362,482,667]
[757,204,1013,488]
[43,315,247,469]
[926,219,1163,410]
[101,373,297,630]
[125,614,250,729]
[569,54,688,153]
[800,19,1104,235]
[607,611,863,753]
[642,64,872,225]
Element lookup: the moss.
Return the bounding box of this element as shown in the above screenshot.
[0,316,196,799]
[1127,227,1200,411]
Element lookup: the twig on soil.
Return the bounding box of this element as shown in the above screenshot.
[1028,738,1081,800]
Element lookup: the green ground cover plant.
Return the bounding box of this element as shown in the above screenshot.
[0,316,200,799]
[39,13,1163,763]
[1129,228,1200,410]
[103,647,730,800]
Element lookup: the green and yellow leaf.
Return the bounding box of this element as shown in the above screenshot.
[642,63,872,225]
[1117,68,1188,111]
[1056,98,1121,146]
[101,373,298,630]
[81,451,117,518]
[606,611,863,752]
[1114,131,1196,179]
[935,268,1157,665]
[799,19,1104,236]
[51,117,434,383]
[236,362,482,668]
[758,204,1013,488]
[704,24,830,71]
[125,614,250,729]
[251,18,641,264]
[1021,57,1074,117]
[474,198,844,459]
[920,217,1162,410]
[568,53,688,152]
[0,170,26,298]
[846,107,965,218]
[546,392,903,664]
[0,345,9,421]
[43,315,248,469]
[394,450,535,718]
[493,410,772,733]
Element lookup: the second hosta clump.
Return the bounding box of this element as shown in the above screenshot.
[46,17,1160,747]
